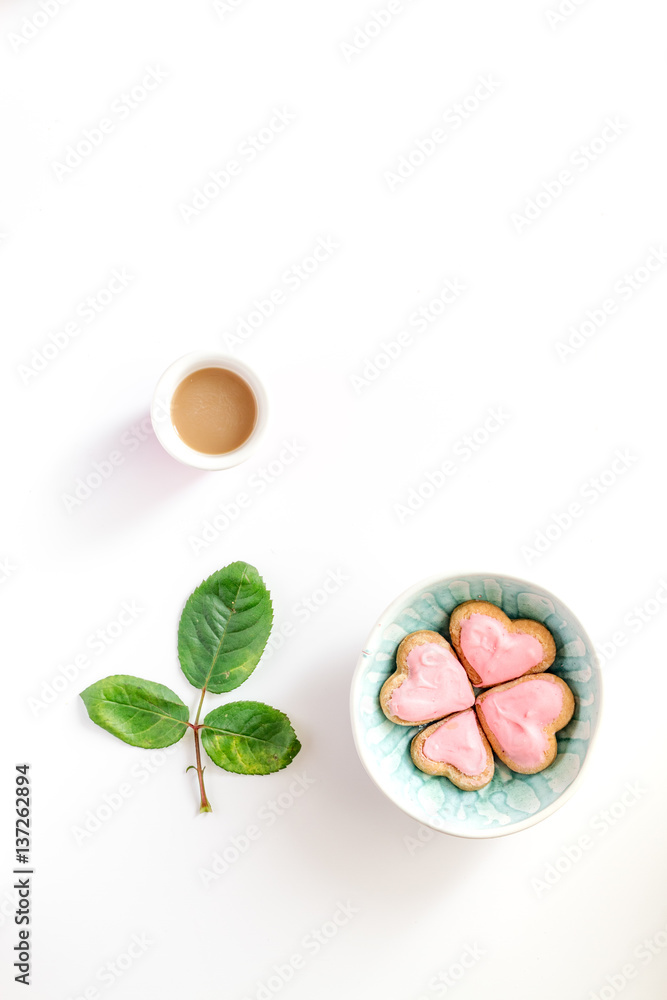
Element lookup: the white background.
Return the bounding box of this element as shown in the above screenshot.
[1,1,666,998]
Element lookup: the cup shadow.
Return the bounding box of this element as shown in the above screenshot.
[59,410,206,541]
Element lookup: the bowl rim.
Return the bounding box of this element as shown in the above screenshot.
[349,570,603,840]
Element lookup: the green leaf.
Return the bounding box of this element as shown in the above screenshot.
[80,675,189,749]
[201,702,301,775]
[178,561,273,694]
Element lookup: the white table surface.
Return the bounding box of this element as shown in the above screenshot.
[1,2,666,998]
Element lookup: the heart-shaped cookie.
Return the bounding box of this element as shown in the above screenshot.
[475,673,574,774]
[380,630,475,726]
[449,600,556,687]
[411,708,494,790]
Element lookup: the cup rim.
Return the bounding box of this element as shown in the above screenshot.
[349,570,603,840]
[151,351,269,471]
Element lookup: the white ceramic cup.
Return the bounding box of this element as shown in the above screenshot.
[151,351,269,471]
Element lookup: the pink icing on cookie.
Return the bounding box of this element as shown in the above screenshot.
[388,642,474,723]
[422,709,487,776]
[460,613,544,685]
[479,679,564,769]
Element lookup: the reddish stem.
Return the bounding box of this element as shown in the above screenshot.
[191,724,211,813]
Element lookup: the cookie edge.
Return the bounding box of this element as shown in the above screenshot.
[449,600,556,687]
[475,673,575,774]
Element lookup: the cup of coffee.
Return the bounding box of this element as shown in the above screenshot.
[151,352,268,470]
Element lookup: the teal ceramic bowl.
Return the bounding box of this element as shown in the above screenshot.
[350,573,602,839]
